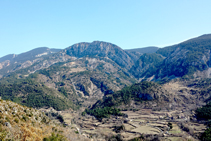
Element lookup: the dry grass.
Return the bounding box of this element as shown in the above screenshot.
[164,137,189,141]
[132,125,160,134]
[0,99,90,141]
[19,124,44,141]
[188,123,206,133]
[169,124,182,134]
[124,124,135,131]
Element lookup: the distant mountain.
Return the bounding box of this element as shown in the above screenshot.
[0,47,61,77]
[125,46,159,54]
[154,34,211,80]
[0,47,61,63]
[129,34,211,81]
[63,41,140,70]
[0,54,17,63]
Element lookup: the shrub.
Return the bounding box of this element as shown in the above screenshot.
[14,118,19,123]
[43,132,67,141]
[201,127,211,141]
[85,107,122,120]
[22,115,28,122]
[57,115,64,123]
[167,122,173,129]
[5,117,10,122]
[81,111,86,116]
[196,102,211,120]
[113,125,125,133]
[0,130,7,141]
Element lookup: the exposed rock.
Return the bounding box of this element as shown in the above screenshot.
[4,122,11,128]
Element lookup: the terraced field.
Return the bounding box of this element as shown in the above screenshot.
[56,108,206,140]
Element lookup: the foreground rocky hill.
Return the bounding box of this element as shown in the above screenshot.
[0,98,90,141]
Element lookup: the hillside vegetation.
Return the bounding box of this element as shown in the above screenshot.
[0,55,137,111]
[0,99,68,140]
[154,34,211,79]
[195,102,211,140]
[130,53,164,78]
[85,81,170,119]
[0,34,211,140]
[0,75,76,111]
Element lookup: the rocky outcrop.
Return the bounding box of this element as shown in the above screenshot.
[64,41,140,70]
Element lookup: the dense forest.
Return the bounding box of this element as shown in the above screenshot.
[196,102,211,140]
[0,76,75,111]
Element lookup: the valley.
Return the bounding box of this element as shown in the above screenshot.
[0,34,211,140]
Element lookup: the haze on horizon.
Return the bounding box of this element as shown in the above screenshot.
[0,0,211,58]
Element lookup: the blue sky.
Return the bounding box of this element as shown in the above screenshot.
[0,0,211,57]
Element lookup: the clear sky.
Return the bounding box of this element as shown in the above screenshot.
[0,0,211,58]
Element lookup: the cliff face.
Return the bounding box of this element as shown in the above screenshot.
[64,41,140,70]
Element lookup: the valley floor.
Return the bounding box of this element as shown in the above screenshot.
[56,108,206,141]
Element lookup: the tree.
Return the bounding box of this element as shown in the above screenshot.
[201,127,211,141]
[167,122,173,129]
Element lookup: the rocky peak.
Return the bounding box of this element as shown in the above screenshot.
[65,41,139,69]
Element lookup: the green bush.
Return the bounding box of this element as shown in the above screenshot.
[43,132,66,141]
[201,127,211,141]
[86,81,158,119]
[58,87,68,97]
[196,102,211,120]
[85,107,122,119]
[167,122,173,129]
[57,115,64,123]
[14,118,19,123]
[22,115,28,121]
[5,117,10,122]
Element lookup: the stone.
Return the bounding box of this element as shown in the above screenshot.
[5,122,11,128]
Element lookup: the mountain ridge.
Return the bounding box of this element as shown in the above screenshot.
[125,46,159,54]
[63,41,140,70]
[1,34,211,81]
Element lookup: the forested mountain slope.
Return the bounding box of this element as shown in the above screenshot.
[130,34,211,81]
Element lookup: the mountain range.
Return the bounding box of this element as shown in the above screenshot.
[2,34,211,81]
[0,34,211,111]
[1,34,211,140]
